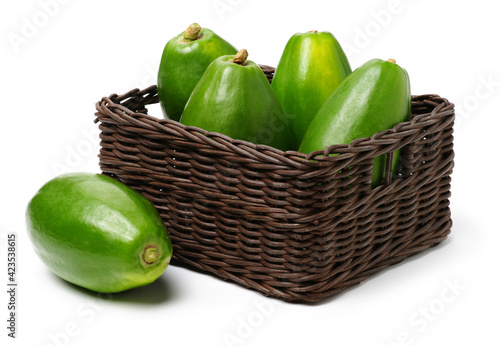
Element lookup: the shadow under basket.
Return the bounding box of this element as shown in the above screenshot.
[94,68,454,303]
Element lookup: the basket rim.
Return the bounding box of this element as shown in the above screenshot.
[95,85,455,170]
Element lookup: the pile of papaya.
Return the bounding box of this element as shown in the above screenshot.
[26,23,411,295]
[158,23,411,187]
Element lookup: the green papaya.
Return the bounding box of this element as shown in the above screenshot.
[298,58,411,187]
[271,30,352,149]
[157,23,238,121]
[180,49,291,151]
[26,173,173,293]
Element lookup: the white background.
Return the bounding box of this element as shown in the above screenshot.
[1,1,499,345]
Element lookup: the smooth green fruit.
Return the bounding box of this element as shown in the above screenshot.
[157,23,238,121]
[271,30,352,149]
[26,173,173,293]
[180,49,291,151]
[299,58,411,187]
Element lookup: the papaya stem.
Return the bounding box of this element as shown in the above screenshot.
[232,49,248,64]
[142,245,160,264]
[387,58,396,64]
[183,23,201,41]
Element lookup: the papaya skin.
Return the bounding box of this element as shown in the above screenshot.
[271,31,352,149]
[157,24,237,121]
[180,51,291,151]
[26,173,173,293]
[298,58,411,187]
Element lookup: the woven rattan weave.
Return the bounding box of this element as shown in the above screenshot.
[94,66,454,303]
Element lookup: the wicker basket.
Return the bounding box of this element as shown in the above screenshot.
[94,66,454,303]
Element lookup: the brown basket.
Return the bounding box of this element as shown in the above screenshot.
[94,66,454,303]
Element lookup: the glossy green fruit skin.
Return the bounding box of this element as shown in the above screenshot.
[299,59,411,187]
[26,173,173,293]
[157,27,237,121]
[179,55,291,151]
[271,31,352,149]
